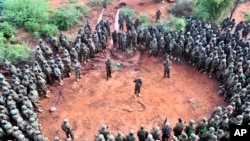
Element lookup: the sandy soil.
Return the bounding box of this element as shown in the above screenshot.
[23,0,250,140]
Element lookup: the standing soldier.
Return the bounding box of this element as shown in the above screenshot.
[163,57,172,78]
[61,119,74,140]
[72,59,82,82]
[133,77,143,98]
[126,129,136,141]
[105,57,112,80]
[156,9,161,23]
[137,124,148,141]
[119,15,124,31]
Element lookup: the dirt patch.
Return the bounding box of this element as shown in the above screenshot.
[39,51,226,140]
[33,0,250,141]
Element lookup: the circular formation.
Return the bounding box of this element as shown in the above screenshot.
[0,5,250,141]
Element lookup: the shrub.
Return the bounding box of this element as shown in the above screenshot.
[194,0,234,24]
[0,32,5,46]
[0,22,17,38]
[154,19,171,33]
[74,4,91,18]
[138,13,151,28]
[246,11,250,22]
[168,0,197,18]
[39,24,59,37]
[87,0,111,8]
[0,44,33,64]
[166,15,186,31]
[24,21,40,32]
[51,4,90,30]
[2,0,50,27]
[119,7,136,19]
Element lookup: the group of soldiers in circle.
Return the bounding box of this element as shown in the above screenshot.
[0,7,250,140]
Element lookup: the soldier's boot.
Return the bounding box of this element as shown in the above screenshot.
[138,93,140,97]
[59,81,63,86]
[76,78,80,82]
[80,75,83,78]
[134,94,137,98]
[45,94,50,98]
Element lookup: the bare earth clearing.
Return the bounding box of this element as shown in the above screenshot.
[20,0,249,140]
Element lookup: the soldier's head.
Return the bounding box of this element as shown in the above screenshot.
[140,124,144,129]
[17,134,25,141]
[129,129,134,135]
[209,127,215,133]
[117,131,122,136]
[63,118,69,123]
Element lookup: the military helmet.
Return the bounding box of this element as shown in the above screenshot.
[63,118,69,123]
[108,135,115,141]
[17,134,25,140]
[147,134,153,139]
[189,119,195,125]
[129,129,134,134]
[209,127,215,133]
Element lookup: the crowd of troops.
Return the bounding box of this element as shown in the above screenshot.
[0,6,250,140]
[0,16,113,140]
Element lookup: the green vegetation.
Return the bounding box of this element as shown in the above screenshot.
[0,22,17,38]
[51,4,90,30]
[138,13,151,29]
[154,15,186,32]
[24,21,40,32]
[39,24,59,37]
[246,11,250,22]
[87,0,111,8]
[0,43,33,64]
[2,0,50,27]
[119,7,136,19]
[194,0,234,24]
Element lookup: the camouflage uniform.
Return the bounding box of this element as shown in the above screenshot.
[163,57,172,78]
[126,129,136,141]
[134,77,143,98]
[105,58,112,80]
[61,119,74,140]
[137,125,148,141]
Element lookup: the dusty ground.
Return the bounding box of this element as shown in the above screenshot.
[33,0,250,140]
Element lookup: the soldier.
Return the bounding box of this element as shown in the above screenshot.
[37,76,50,98]
[98,124,109,140]
[28,87,43,112]
[163,57,172,78]
[133,77,143,98]
[145,134,154,141]
[105,57,112,80]
[126,129,136,141]
[137,124,148,141]
[173,118,185,137]
[185,120,196,137]
[118,15,124,31]
[178,132,188,141]
[53,64,63,85]
[155,9,161,23]
[95,134,105,141]
[61,119,74,140]
[115,131,126,141]
[72,59,83,82]
[150,126,161,140]
[162,121,171,141]
[33,130,45,141]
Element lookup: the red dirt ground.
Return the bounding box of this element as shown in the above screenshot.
[33,0,249,140]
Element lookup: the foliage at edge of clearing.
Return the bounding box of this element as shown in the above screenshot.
[193,0,234,24]
[2,0,50,27]
[119,7,136,19]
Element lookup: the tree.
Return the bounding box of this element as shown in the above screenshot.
[194,0,234,23]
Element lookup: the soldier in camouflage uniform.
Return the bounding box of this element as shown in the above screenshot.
[98,124,109,140]
[61,119,74,140]
[72,59,82,82]
[134,77,143,98]
[126,129,136,141]
[115,131,126,141]
[105,57,112,80]
[163,57,172,78]
[137,124,148,141]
